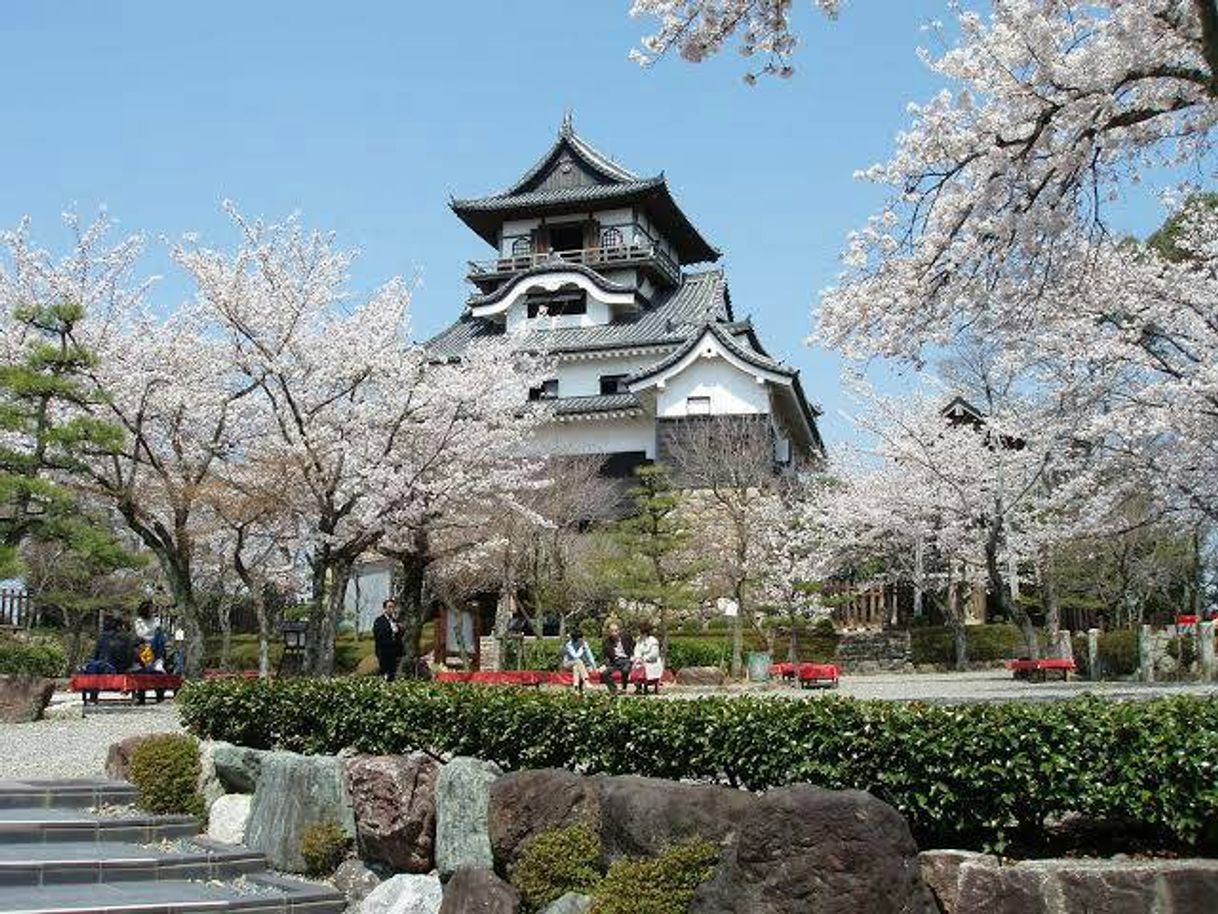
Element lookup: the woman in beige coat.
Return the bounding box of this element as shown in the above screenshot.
[631,621,664,693]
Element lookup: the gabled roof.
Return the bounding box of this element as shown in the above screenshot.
[450,120,720,265]
[466,261,635,309]
[426,269,732,360]
[552,393,644,417]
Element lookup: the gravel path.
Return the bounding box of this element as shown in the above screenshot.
[0,699,182,780]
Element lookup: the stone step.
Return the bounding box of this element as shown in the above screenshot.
[0,780,137,811]
[0,808,199,845]
[0,872,345,913]
[0,839,266,886]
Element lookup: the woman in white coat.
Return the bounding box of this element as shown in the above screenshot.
[631,620,664,694]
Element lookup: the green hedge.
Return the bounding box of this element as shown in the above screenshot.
[910,624,1032,665]
[0,637,67,677]
[179,679,1218,854]
[1071,630,1141,679]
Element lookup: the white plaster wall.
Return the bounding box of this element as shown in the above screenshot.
[345,566,392,634]
[559,352,672,397]
[655,358,772,418]
[505,294,611,334]
[528,417,657,458]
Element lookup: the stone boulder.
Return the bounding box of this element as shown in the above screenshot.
[44,700,83,721]
[335,859,385,905]
[347,753,439,873]
[197,740,228,810]
[690,786,933,914]
[206,793,252,845]
[953,858,1218,914]
[539,895,592,914]
[436,756,502,881]
[0,675,55,723]
[675,667,726,687]
[211,743,265,793]
[918,851,997,914]
[105,734,161,781]
[245,751,356,873]
[438,867,520,914]
[360,873,443,914]
[596,775,753,860]
[488,769,600,868]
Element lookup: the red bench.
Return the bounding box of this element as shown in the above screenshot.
[1005,658,1076,682]
[770,662,841,689]
[69,673,184,710]
[434,669,674,692]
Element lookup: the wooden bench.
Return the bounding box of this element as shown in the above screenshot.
[69,673,183,711]
[771,662,841,689]
[1005,658,1076,682]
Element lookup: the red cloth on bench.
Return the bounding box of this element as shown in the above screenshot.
[70,673,183,692]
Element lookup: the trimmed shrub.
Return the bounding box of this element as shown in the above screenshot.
[910,624,1029,665]
[179,678,1218,854]
[128,734,205,818]
[591,839,720,914]
[300,819,350,876]
[0,637,66,677]
[1098,630,1139,677]
[511,824,603,912]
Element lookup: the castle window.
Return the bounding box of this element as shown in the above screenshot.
[686,396,711,415]
[548,222,584,253]
[599,374,628,395]
[526,289,587,319]
[600,227,624,249]
[528,378,559,401]
[510,236,533,258]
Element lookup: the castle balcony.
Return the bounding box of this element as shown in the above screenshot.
[466,241,680,292]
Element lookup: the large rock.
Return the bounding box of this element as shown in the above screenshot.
[690,786,933,914]
[954,858,1218,914]
[918,851,997,914]
[360,873,443,914]
[675,667,726,687]
[105,734,161,781]
[488,769,600,869]
[206,793,252,845]
[596,775,753,859]
[438,867,520,914]
[245,751,356,873]
[435,756,502,881]
[347,753,439,873]
[197,740,229,809]
[539,895,592,914]
[0,674,55,723]
[335,859,384,904]
[211,743,265,793]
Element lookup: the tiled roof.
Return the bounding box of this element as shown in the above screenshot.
[426,269,732,359]
[625,323,796,385]
[503,126,639,194]
[451,177,666,213]
[552,393,643,416]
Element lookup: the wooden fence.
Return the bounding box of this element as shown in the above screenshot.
[0,588,31,628]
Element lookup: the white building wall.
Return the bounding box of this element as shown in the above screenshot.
[655,359,772,418]
[558,353,671,397]
[343,564,392,634]
[529,417,657,458]
[505,295,610,334]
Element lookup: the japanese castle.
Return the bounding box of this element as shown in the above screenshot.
[427,117,825,476]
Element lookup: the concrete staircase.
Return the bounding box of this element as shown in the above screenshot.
[0,779,346,914]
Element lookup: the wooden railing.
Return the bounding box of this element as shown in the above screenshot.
[467,243,680,286]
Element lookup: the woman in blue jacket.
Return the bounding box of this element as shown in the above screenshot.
[562,628,597,694]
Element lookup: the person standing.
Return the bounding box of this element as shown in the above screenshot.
[373,598,404,682]
[601,621,634,695]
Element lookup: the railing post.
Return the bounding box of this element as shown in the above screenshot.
[1200,621,1216,683]
[1087,628,1100,681]
[1138,624,1154,683]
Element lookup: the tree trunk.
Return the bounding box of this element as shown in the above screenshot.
[1040,550,1061,638]
[305,551,328,674]
[986,513,1039,660]
[946,562,968,671]
[730,578,745,679]
[393,527,431,674]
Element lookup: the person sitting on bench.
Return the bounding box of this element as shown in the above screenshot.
[601,622,634,695]
[561,628,597,694]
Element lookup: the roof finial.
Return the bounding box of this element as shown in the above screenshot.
[560,108,574,136]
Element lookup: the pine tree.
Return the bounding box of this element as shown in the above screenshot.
[604,463,700,647]
[0,298,124,575]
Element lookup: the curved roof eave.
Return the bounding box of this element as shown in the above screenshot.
[465,261,636,310]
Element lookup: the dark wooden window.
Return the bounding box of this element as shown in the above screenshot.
[599,374,628,395]
[510,236,532,257]
[528,378,559,401]
[526,290,587,319]
[600,227,624,249]
[547,222,584,252]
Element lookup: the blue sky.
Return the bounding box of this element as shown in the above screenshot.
[0,2,1168,447]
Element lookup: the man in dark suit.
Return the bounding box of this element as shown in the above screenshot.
[372,598,403,681]
[600,621,634,694]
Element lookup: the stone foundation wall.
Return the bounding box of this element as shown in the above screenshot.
[834,630,912,673]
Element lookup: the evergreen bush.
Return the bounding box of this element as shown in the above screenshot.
[591,839,720,914]
[299,819,350,876]
[128,734,205,818]
[0,637,66,677]
[179,678,1218,854]
[511,824,603,912]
